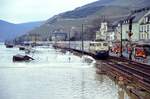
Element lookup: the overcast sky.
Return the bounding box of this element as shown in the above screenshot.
[0,0,97,23]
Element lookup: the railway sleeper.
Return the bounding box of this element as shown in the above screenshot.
[119,63,150,77]
[110,56,150,70]
[107,62,150,85]
[119,66,150,84]
[105,64,133,82]
[138,80,150,93]
[110,60,149,75]
[115,63,150,81]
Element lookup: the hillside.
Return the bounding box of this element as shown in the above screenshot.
[0,20,44,41]
[17,0,150,41]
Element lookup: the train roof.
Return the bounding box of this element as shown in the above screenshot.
[95,39,105,41]
[90,41,108,43]
[135,43,150,47]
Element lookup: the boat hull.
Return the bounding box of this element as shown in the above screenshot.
[6,44,13,48]
[13,55,34,62]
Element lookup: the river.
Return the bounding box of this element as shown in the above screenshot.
[0,43,136,99]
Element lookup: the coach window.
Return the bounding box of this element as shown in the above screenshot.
[103,43,108,46]
[97,43,101,46]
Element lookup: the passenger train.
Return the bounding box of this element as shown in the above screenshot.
[53,40,109,59]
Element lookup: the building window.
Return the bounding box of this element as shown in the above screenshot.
[147,25,149,32]
[142,33,144,39]
[143,33,145,39]
[143,25,145,32]
[144,18,146,23]
[140,33,142,39]
[140,26,143,32]
[146,17,148,23]
[146,33,148,39]
[141,26,143,32]
[144,33,145,39]
[144,25,147,32]
[149,24,150,32]
[141,34,142,39]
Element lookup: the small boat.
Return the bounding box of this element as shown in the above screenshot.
[4,41,14,48]
[13,54,34,62]
[19,46,25,50]
[6,44,13,48]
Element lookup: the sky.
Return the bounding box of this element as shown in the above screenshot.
[0,0,98,23]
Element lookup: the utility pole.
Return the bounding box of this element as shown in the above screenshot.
[81,24,84,55]
[68,29,71,62]
[128,17,133,60]
[69,30,70,50]
[120,21,123,57]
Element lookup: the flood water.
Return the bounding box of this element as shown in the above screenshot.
[0,43,136,99]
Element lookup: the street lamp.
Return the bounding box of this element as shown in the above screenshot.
[81,23,91,55]
[69,29,70,50]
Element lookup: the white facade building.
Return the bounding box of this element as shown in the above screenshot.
[96,22,108,40]
[96,22,115,47]
[139,10,150,41]
[116,9,150,42]
[51,32,67,41]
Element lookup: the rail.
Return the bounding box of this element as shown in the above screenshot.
[103,56,150,93]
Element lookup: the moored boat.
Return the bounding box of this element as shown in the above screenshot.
[13,54,34,62]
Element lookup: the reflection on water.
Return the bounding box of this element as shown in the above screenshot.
[0,44,134,99]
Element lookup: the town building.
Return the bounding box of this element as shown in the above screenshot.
[115,8,150,42]
[51,32,67,41]
[96,22,108,40]
[139,10,150,41]
[95,21,116,47]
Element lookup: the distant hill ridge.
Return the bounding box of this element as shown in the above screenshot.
[17,0,150,41]
[0,20,44,42]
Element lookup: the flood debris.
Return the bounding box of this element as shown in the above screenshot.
[13,54,34,62]
[6,44,13,48]
[19,46,25,50]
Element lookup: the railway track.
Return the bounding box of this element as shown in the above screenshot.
[109,56,150,70]
[102,56,150,92]
[108,58,150,77]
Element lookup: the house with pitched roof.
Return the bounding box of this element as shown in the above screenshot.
[139,10,150,41]
[115,8,150,42]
